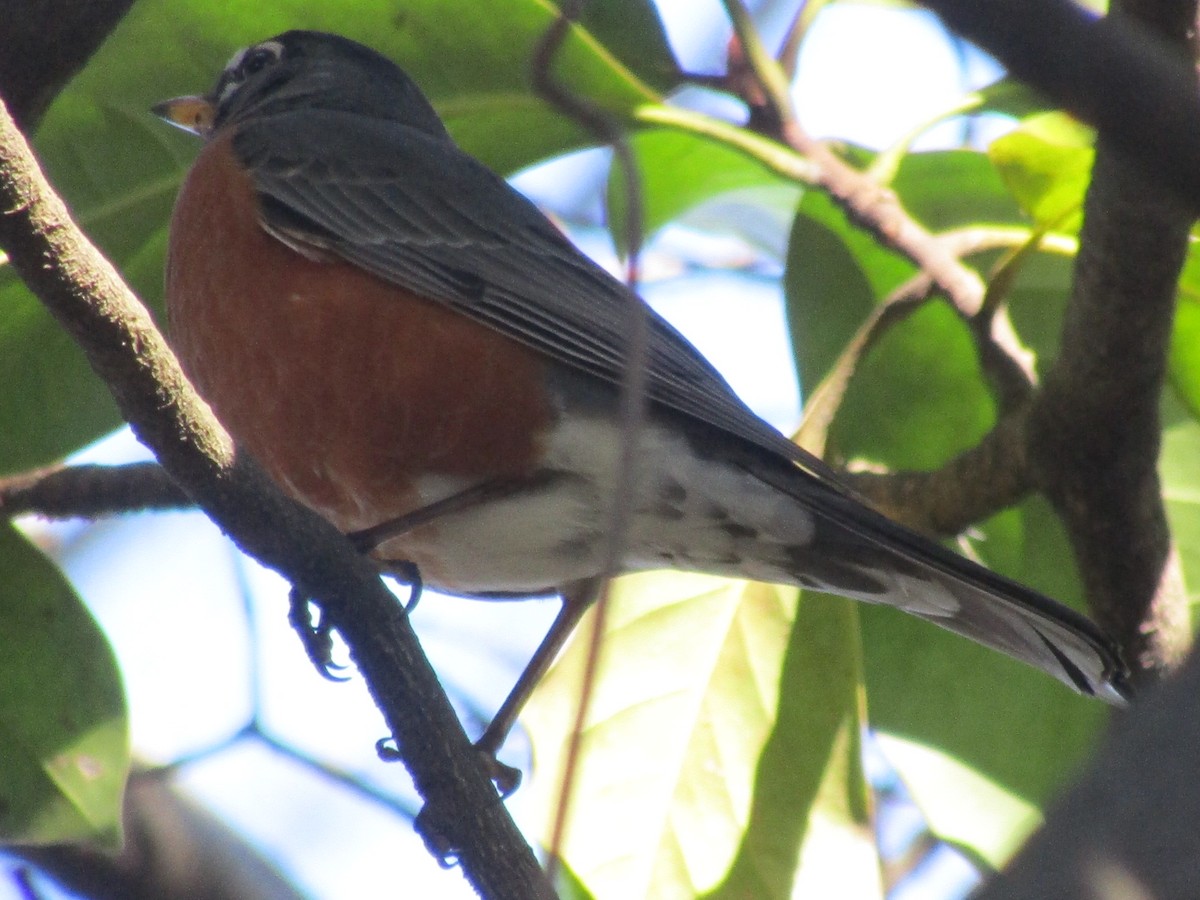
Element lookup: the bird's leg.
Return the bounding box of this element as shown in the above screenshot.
[347,477,532,609]
[476,578,601,795]
[348,477,529,553]
[349,473,587,794]
[288,480,525,680]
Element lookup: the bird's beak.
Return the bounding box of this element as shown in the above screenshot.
[152,95,217,137]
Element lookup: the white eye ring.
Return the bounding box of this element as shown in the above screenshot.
[218,40,285,102]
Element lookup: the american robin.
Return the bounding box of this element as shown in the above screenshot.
[154,30,1128,760]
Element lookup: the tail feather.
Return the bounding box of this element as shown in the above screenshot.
[746,456,1132,705]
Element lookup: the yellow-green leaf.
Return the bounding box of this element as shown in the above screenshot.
[988,113,1095,232]
[523,572,876,899]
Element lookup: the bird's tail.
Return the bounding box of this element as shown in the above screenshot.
[751,460,1131,705]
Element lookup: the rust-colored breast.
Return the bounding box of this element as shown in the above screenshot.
[165,130,553,534]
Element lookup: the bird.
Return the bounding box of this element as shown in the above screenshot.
[153,29,1129,770]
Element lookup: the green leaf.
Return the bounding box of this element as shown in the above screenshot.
[860,498,1109,867]
[575,0,678,93]
[831,300,995,469]
[1002,248,1075,376]
[0,102,179,472]
[713,592,879,900]
[785,149,1018,394]
[523,573,877,898]
[784,193,912,393]
[0,523,129,847]
[0,283,125,472]
[1169,244,1200,421]
[1160,401,1200,626]
[811,294,1105,865]
[871,81,1052,184]
[2,0,677,473]
[970,78,1055,121]
[608,128,803,256]
[874,733,1040,864]
[988,113,1095,233]
[57,0,668,174]
[892,150,1024,234]
[554,861,598,900]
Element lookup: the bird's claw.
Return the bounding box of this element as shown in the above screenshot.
[390,560,423,613]
[287,586,350,682]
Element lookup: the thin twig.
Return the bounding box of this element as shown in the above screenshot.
[0,462,188,518]
[529,0,651,883]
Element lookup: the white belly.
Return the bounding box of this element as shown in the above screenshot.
[376,415,818,595]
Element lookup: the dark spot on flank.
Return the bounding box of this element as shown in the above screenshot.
[722,520,758,541]
[659,480,687,505]
[651,503,687,521]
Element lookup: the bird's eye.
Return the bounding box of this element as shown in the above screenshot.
[216,40,286,103]
[237,42,283,80]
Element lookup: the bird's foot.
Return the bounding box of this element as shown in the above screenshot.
[287,586,350,682]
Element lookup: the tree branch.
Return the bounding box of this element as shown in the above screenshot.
[0,0,136,129]
[1029,142,1191,678]
[921,0,1200,214]
[845,413,1032,536]
[0,96,551,899]
[974,635,1200,900]
[920,0,1196,678]
[0,462,188,518]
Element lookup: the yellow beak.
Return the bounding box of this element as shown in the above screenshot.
[151,95,217,137]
